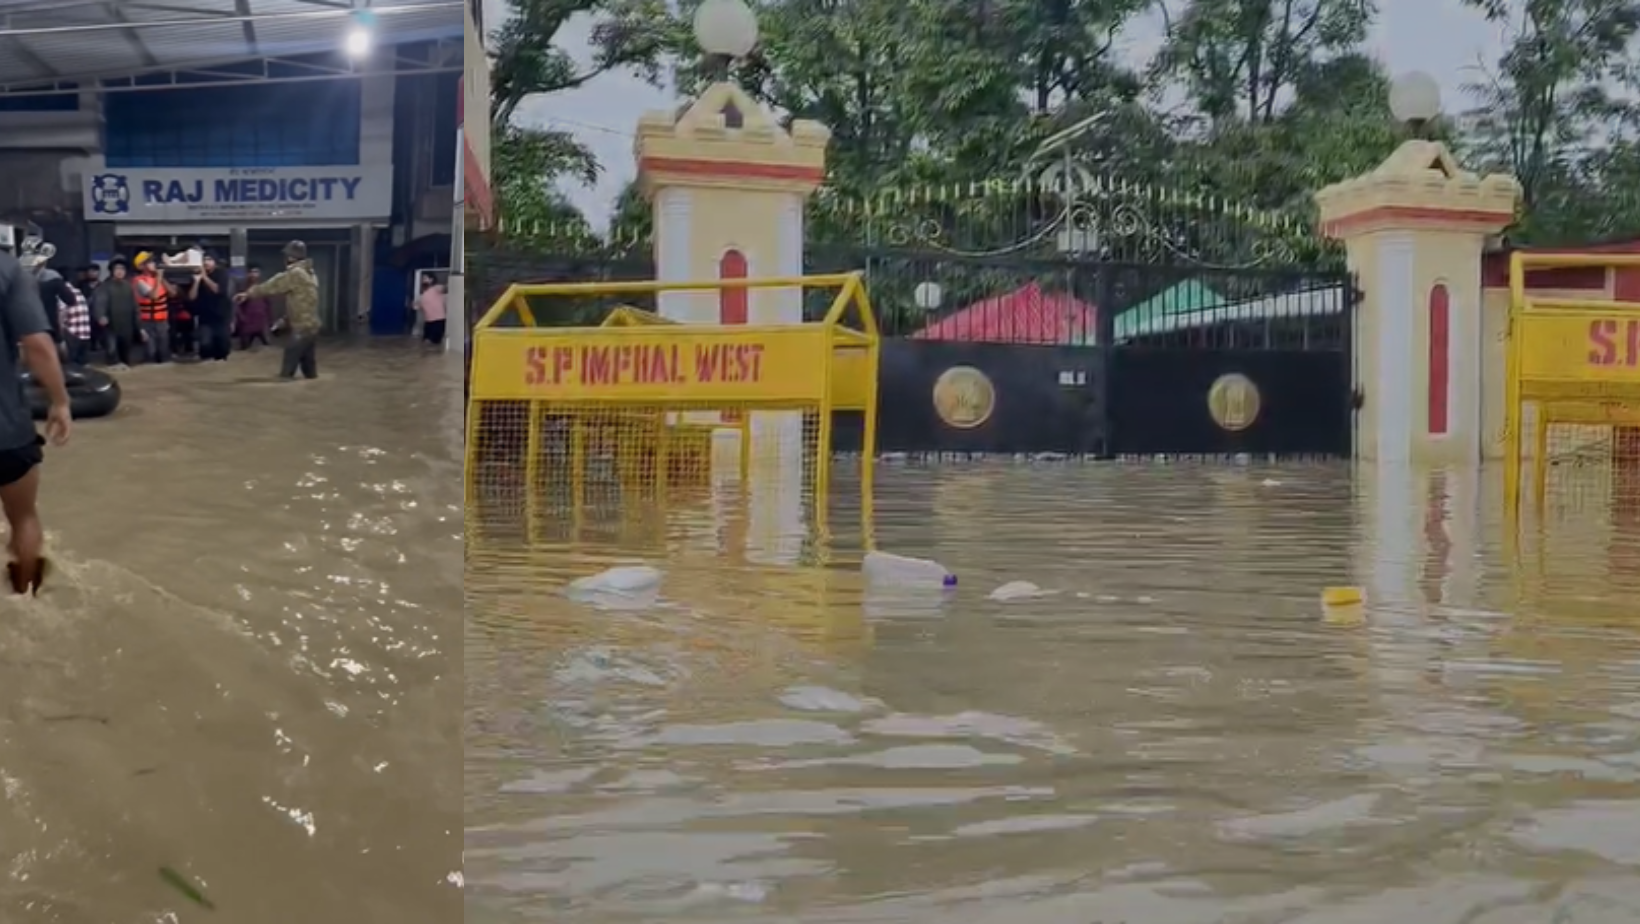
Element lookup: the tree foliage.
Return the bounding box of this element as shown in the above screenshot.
[486,0,680,231]
[485,0,1640,247]
[1459,0,1640,242]
[489,0,676,126]
[1151,0,1374,125]
[490,124,598,236]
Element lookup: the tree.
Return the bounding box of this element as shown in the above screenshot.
[605,180,653,253]
[1459,0,1640,242]
[673,0,1037,192]
[1150,0,1375,125]
[487,0,679,227]
[491,123,597,236]
[597,0,1640,253]
[1004,0,1150,115]
[1171,52,1403,212]
[489,0,677,126]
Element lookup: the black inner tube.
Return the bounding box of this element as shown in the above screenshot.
[24,366,123,420]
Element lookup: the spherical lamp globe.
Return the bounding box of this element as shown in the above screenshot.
[693,0,759,58]
[913,282,944,312]
[1388,71,1441,125]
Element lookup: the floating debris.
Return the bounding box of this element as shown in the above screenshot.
[159,866,215,910]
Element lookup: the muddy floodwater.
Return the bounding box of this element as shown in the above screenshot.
[466,463,1640,923]
[0,345,463,923]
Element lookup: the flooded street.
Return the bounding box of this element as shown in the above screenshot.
[0,344,463,923]
[466,463,1640,923]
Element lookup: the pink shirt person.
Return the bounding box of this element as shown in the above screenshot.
[418,283,446,323]
[418,275,448,347]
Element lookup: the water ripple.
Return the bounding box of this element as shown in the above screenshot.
[467,463,1640,923]
[2,345,461,922]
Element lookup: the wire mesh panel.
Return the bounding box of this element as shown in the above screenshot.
[1507,401,1640,612]
[464,274,881,554]
[470,401,827,505]
[1504,283,1640,544]
[1513,401,1640,523]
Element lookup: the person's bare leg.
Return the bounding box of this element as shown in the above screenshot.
[1,467,44,590]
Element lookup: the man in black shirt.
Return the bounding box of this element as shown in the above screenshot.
[189,253,231,362]
[76,265,100,297]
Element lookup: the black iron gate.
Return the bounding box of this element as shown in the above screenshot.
[807,173,1356,459]
[472,176,1357,460]
[1099,263,1356,458]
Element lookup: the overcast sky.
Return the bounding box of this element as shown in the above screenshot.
[483,0,1506,227]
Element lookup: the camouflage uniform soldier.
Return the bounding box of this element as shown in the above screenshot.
[236,240,321,380]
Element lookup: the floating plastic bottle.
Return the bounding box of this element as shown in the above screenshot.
[567,565,664,597]
[861,551,956,588]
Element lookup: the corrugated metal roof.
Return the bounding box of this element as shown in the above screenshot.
[0,0,461,88]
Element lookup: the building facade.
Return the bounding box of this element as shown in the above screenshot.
[462,0,492,231]
[0,42,460,334]
[83,60,394,332]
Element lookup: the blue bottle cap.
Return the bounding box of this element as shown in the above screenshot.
[942,574,957,587]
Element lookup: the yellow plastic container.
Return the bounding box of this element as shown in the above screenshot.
[1321,586,1364,608]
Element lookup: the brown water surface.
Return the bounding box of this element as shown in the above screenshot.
[0,344,463,922]
[466,463,1640,924]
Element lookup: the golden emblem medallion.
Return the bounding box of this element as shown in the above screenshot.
[1207,373,1261,432]
[932,366,996,430]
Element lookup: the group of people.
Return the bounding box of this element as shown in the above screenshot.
[0,232,443,594]
[55,251,271,368]
[40,240,322,379]
[52,252,446,370]
[0,235,322,595]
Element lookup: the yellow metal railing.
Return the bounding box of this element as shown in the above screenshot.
[465,272,882,542]
[1505,251,1640,519]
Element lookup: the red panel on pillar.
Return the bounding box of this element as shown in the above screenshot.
[719,250,748,325]
[719,250,749,423]
[1428,284,1450,436]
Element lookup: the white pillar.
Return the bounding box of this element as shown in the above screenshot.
[747,190,806,565]
[1315,140,1518,465]
[634,82,830,563]
[1365,465,1421,611]
[653,188,705,323]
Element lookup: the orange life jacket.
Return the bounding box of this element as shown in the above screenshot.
[135,272,168,322]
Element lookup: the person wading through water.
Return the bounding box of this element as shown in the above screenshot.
[235,240,320,379]
[233,265,273,349]
[188,252,231,362]
[133,252,175,364]
[0,249,71,594]
[93,258,140,369]
[416,273,447,351]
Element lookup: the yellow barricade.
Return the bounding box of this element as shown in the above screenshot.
[1505,253,1640,521]
[464,273,880,544]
